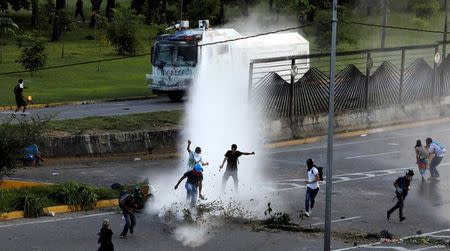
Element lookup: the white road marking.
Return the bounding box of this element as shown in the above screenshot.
[0,212,115,228]
[310,216,361,226]
[345,151,401,160]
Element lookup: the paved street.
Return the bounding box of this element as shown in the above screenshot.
[0,97,184,121]
[3,120,450,250]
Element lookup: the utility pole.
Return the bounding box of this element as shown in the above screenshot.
[324,0,337,250]
[178,0,183,20]
[444,0,448,58]
[381,0,387,48]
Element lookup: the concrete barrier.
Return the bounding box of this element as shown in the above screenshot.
[264,101,445,141]
[41,101,449,157]
[42,129,178,157]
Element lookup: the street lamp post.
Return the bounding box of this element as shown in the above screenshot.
[324,0,338,250]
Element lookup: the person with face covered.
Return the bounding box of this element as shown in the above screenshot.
[186,140,209,171]
[387,169,414,222]
[220,144,255,192]
[174,163,205,206]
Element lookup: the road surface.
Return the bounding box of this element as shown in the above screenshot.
[0,97,184,122]
[2,120,450,250]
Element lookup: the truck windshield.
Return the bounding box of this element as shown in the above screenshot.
[153,42,197,67]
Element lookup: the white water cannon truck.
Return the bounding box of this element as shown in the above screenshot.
[146,20,309,102]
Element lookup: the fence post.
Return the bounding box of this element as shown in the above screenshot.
[364,52,371,109]
[289,59,295,119]
[248,62,254,102]
[399,49,405,105]
[433,47,438,99]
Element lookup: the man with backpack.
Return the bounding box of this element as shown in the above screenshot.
[426,137,446,180]
[304,158,322,217]
[118,191,136,239]
[174,163,205,207]
[387,169,414,222]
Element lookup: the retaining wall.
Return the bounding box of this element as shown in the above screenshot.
[42,100,450,157]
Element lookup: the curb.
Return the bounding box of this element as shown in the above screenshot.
[0,95,157,111]
[0,199,118,220]
[0,180,52,189]
[266,115,450,149]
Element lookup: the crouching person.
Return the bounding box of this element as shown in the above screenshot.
[174,163,205,207]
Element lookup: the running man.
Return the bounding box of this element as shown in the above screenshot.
[387,169,414,222]
[219,144,255,192]
[12,79,28,117]
[186,140,209,170]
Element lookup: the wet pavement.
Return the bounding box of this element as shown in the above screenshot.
[2,120,450,250]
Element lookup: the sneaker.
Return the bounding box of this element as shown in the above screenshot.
[11,113,16,118]
[304,212,310,217]
[386,211,390,220]
[400,217,406,222]
[20,113,26,117]
[120,235,128,239]
[130,228,134,234]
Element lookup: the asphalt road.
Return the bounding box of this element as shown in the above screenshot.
[0,97,184,121]
[3,120,450,250]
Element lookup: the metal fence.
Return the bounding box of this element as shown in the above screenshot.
[249,43,450,119]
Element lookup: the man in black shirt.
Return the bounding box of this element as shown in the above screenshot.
[12,79,28,118]
[387,169,414,222]
[219,144,255,192]
[174,163,205,206]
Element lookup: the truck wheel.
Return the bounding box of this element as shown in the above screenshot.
[168,92,183,102]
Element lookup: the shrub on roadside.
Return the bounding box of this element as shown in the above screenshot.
[53,182,98,210]
[13,193,46,218]
[105,8,143,56]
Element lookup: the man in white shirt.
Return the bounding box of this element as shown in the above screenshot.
[304,158,320,217]
[186,140,209,170]
[426,137,445,179]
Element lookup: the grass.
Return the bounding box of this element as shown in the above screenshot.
[45,110,183,134]
[0,1,160,106]
[0,182,120,214]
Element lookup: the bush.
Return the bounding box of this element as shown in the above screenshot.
[0,119,48,180]
[106,8,143,56]
[13,193,46,218]
[412,17,430,30]
[411,0,440,19]
[15,32,48,73]
[53,182,98,210]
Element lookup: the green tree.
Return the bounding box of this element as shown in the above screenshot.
[0,17,19,64]
[106,8,143,55]
[0,120,47,180]
[410,0,440,19]
[16,32,48,73]
[186,0,220,22]
[312,7,358,49]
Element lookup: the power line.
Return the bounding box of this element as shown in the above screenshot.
[341,20,444,34]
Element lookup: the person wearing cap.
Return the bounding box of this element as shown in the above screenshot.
[304,158,320,217]
[219,144,255,192]
[12,79,28,117]
[186,140,209,171]
[174,163,205,206]
[387,169,414,222]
